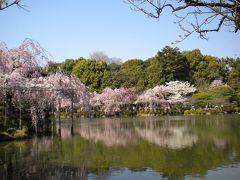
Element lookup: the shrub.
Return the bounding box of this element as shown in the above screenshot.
[190,85,235,108]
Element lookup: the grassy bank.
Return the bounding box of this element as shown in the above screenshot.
[0,126,28,142]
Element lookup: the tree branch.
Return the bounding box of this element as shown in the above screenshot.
[0,0,28,11]
[126,0,240,40]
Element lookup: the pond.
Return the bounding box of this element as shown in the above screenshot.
[0,115,240,180]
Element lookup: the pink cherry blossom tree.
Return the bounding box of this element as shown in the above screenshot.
[20,72,91,132]
[0,38,48,76]
[0,40,90,132]
[136,85,169,104]
[91,87,137,116]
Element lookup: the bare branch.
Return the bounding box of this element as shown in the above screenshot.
[0,0,28,11]
[126,0,240,40]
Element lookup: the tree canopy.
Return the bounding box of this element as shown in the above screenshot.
[73,59,107,92]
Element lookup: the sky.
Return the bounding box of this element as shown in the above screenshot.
[1,0,239,62]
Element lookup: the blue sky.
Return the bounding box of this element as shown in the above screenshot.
[1,0,239,62]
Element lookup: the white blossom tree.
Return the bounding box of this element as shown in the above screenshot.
[136,81,197,111]
[165,81,197,103]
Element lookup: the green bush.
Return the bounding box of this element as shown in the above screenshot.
[190,85,235,108]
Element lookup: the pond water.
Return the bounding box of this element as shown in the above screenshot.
[1,115,240,180]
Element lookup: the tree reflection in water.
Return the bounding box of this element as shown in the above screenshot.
[1,115,240,180]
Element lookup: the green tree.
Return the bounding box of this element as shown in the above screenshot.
[184,49,205,84]
[101,63,122,89]
[204,55,226,82]
[228,69,240,90]
[61,59,76,76]
[147,46,189,85]
[145,57,165,88]
[108,63,121,73]
[236,89,240,106]
[227,59,240,90]
[73,59,107,92]
[46,61,62,74]
[119,59,147,91]
[184,49,226,86]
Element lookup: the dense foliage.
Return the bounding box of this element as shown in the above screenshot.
[47,46,239,93]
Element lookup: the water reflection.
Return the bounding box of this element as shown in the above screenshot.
[78,120,136,146]
[135,126,198,149]
[1,115,240,180]
[68,119,198,149]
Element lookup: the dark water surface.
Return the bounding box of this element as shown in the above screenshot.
[1,115,240,180]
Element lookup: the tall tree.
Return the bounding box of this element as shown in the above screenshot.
[147,46,189,85]
[119,59,147,91]
[184,49,226,86]
[73,59,107,92]
[228,61,240,90]
[61,59,76,76]
[145,57,165,88]
[101,63,122,89]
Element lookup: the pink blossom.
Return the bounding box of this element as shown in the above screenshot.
[0,40,90,132]
[210,79,224,87]
[91,87,137,115]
